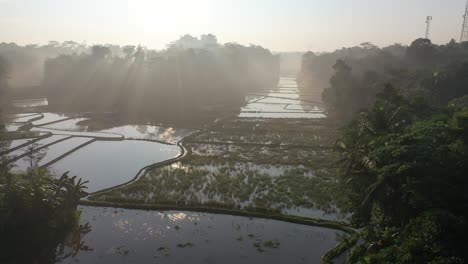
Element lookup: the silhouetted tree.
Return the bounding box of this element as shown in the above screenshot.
[40,36,279,124]
[406,38,438,65]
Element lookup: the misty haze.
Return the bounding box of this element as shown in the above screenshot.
[1,1,468,263]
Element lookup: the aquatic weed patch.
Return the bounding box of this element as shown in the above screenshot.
[194,118,338,146]
[90,118,348,220]
[91,160,345,218]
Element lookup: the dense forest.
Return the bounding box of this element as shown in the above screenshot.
[301,39,468,263]
[3,32,468,262]
[0,41,89,91]
[300,39,468,122]
[0,35,280,123]
[0,54,9,130]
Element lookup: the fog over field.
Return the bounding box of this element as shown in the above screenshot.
[1,1,468,264]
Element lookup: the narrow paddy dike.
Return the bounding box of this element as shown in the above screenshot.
[0,132,51,156]
[75,79,351,234]
[82,127,211,196]
[239,79,327,119]
[8,135,73,163]
[8,120,343,225]
[2,113,183,193]
[83,132,192,197]
[4,80,356,263]
[84,126,354,234]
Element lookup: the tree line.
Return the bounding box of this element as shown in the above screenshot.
[300,39,468,122]
[0,36,279,124]
[300,39,468,263]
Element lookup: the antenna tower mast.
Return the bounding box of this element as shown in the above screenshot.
[425,16,433,39]
[461,0,468,42]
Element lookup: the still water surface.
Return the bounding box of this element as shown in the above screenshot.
[49,140,180,193]
[58,206,341,264]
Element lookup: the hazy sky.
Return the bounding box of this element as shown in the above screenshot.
[0,0,467,52]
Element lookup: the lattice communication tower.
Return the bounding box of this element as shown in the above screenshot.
[461,0,468,42]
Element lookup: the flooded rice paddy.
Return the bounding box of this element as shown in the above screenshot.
[91,115,346,221]
[11,98,49,108]
[97,125,194,144]
[41,117,90,130]
[3,114,184,193]
[30,127,124,139]
[239,112,326,119]
[38,137,95,166]
[58,206,342,264]
[94,160,346,220]
[2,78,346,262]
[7,135,70,158]
[32,112,71,126]
[50,140,180,193]
[0,137,36,152]
[4,123,22,132]
[8,113,42,123]
[239,78,326,119]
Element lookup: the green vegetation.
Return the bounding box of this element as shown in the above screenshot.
[253,239,281,252]
[336,94,468,262]
[38,38,279,124]
[0,125,88,263]
[90,119,346,220]
[92,161,341,216]
[194,118,338,146]
[0,55,10,129]
[301,39,468,123]
[0,168,88,262]
[5,30,468,263]
[176,242,194,248]
[303,39,468,262]
[189,143,334,166]
[322,233,360,263]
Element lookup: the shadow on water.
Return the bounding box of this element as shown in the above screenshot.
[51,206,342,264]
[0,212,92,264]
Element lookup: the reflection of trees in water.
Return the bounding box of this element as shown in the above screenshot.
[56,222,93,261]
[159,127,176,141]
[24,142,46,171]
[0,140,11,154]
[1,220,92,264]
[0,139,92,263]
[135,125,175,141]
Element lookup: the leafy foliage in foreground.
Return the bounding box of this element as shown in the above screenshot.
[0,140,88,263]
[336,87,468,263]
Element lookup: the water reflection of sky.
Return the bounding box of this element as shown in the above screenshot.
[8,113,42,123]
[58,206,342,264]
[5,113,185,193]
[239,112,326,119]
[96,125,194,144]
[49,140,180,193]
[240,78,326,119]
[41,118,89,131]
[32,112,70,126]
[12,98,48,108]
